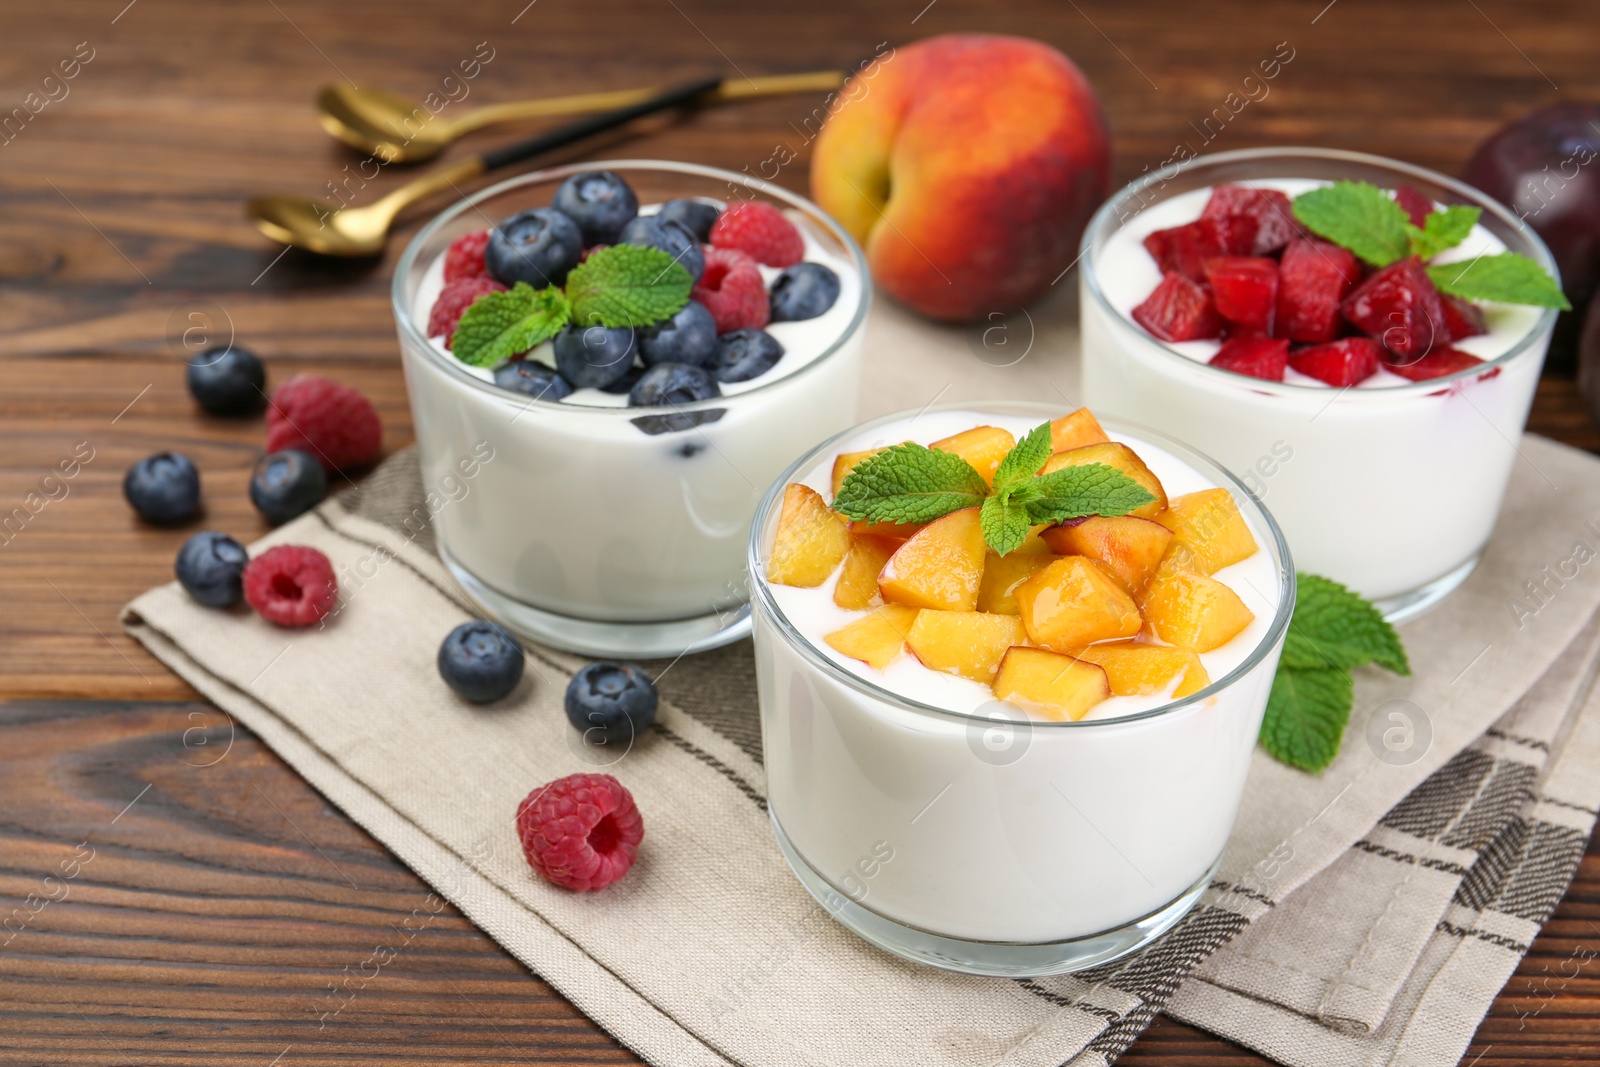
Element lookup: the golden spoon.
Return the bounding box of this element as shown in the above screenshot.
[318,70,844,164]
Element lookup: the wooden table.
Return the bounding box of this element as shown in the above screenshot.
[3,0,1599,1062]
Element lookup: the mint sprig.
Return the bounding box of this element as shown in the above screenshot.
[1427,253,1571,310]
[1261,573,1409,773]
[831,443,989,525]
[1292,181,1410,267]
[1405,205,1480,260]
[450,283,572,368]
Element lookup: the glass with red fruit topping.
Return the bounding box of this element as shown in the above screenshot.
[392,161,870,656]
[1081,148,1563,621]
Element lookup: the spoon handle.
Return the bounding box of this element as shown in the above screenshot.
[480,75,724,171]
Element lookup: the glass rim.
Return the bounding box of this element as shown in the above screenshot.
[745,401,1298,730]
[1079,146,1562,399]
[390,158,873,416]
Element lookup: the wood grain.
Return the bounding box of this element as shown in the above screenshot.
[2,0,1599,1062]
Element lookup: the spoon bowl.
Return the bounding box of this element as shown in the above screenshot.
[247,194,391,256]
[317,84,454,163]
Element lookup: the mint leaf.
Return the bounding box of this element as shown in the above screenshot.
[1292,181,1410,267]
[992,422,1053,493]
[1025,463,1156,525]
[1260,667,1353,772]
[1284,573,1410,675]
[1426,253,1571,310]
[832,444,989,525]
[450,282,572,368]
[980,491,1032,556]
[1404,204,1479,260]
[566,244,694,327]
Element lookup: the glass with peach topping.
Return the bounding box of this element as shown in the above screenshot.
[747,402,1292,976]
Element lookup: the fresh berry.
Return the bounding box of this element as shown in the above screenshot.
[1439,293,1488,342]
[428,275,506,345]
[1340,256,1444,359]
[769,262,841,322]
[174,531,248,608]
[1209,336,1289,381]
[600,364,646,395]
[618,215,704,284]
[1203,256,1279,333]
[553,325,638,390]
[438,620,525,703]
[1143,217,1259,281]
[442,230,492,283]
[1276,238,1362,343]
[515,773,644,892]
[552,170,639,246]
[1382,345,1486,382]
[712,328,785,382]
[266,375,382,473]
[638,300,718,368]
[250,449,327,526]
[1131,272,1224,342]
[187,345,266,416]
[1201,185,1299,255]
[124,452,201,524]
[487,207,584,288]
[1288,337,1382,387]
[657,198,721,242]
[242,544,337,628]
[693,246,769,333]
[709,200,804,267]
[1393,185,1434,228]
[629,361,720,407]
[493,361,574,401]
[564,662,657,744]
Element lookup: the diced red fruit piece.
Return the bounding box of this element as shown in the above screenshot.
[1339,256,1444,359]
[692,246,769,332]
[442,229,491,283]
[1204,256,1279,333]
[1439,294,1487,342]
[1131,272,1224,342]
[708,200,804,267]
[1142,216,1259,281]
[1201,185,1299,255]
[428,275,506,346]
[516,773,644,892]
[1393,185,1435,228]
[1288,337,1382,387]
[1276,238,1362,343]
[1209,336,1289,381]
[1382,345,1486,382]
[266,374,383,473]
[243,545,338,628]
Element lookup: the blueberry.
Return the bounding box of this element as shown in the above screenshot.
[619,215,704,283]
[657,198,721,242]
[174,531,248,607]
[493,360,574,401]
[124,452,200,524]
[628,361,720,407]
[600,363,646,395]
[564,662,657,744]
[438,620,525,703]
[638,300,717,368]
[552,170,638,246]
[486,207,583,288]
[769,262,841,322]
[712,328,785,382]
[250,449,327,525]
[553,324,638,389]
[186,344,266,415]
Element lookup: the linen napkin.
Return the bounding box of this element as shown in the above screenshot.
[122,298,1600,1066]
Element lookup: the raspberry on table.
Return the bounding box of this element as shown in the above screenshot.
[515,773,644,892]
[442,229,492,283]
[242,544,338,627]
[427,275,506,347]
[708,200,804,267]
[265,374,383,473]
[693,246,769,333]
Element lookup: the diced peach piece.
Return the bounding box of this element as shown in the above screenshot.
[851,518,923,541]
[1155,489,1259,575]
[833,533,900,610]
[1141,569,1255,652]
[1040,515,1173,596]
[1050,407,1111,454]
[906,610,1028,683]
[1040,442,1167,519]
[1013,556,1143,652]
[831,447,885,498]
[993,646,1112,722]
[976,548,1061,615]
[878,508,986,611]
[766,484,851,587]
[824,605,920,670]
[1075,640,1211,698]
[931,425,1017,487]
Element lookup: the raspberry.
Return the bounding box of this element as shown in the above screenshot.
[709,201,804,267]
[693,246,769,333]
[442,230,491,283]
[516,773,643,892]
[427,275,506,346]
[243,545,337,627]
[266,375,383,473]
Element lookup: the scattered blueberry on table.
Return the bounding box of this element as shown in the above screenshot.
[438,620,526,703]
[124,451,201,524]
[249,449,327,525]
[564,662,658,744]
[174,531,249,607]
[186,344,266,415]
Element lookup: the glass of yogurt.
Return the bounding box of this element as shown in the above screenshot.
[1080,148,1559,622]
[392,161,869,657]
[747,402,1293,976]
